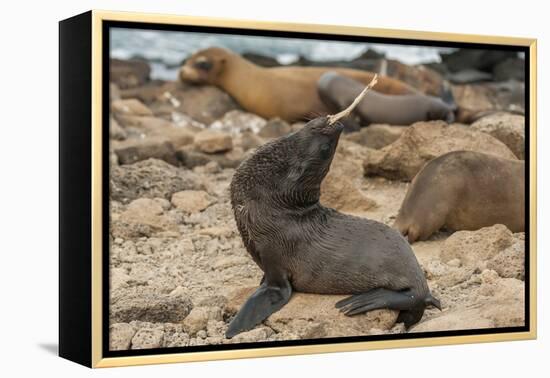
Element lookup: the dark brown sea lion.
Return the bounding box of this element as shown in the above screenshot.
[318,71,456,125]
[179,47,418,122]
[394,150,525,243]
[226,81,440,338]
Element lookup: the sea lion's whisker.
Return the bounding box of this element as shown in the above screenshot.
[327,74,378,125]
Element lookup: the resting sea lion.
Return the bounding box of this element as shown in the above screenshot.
[394,151,525,243]
[318,71,456,125]
[226,79,440,338]
[179,47,418,122]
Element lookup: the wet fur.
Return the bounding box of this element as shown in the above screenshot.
[227,117,439,337]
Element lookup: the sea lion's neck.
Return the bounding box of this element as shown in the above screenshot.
[215,55,266,107]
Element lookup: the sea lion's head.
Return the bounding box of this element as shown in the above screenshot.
[231,76,377,209]
[231,116,345,209]
[179,47,233,84]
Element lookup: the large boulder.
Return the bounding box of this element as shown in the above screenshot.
[440,225,516,271]
[363,121,517,181]
[110,158,204,202]
[471,112,525,159]
[321,150,377,213]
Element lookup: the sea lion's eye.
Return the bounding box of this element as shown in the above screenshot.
[194,60,213,71]
[319,143,331,160]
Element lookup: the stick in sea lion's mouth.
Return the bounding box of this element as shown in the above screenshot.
[327,74,378,125]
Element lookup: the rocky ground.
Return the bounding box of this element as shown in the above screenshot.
[108,57,526,351]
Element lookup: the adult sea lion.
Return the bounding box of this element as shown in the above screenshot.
[179,47,418,122]
[394,151,525,243]
[226,78,440,338]
[318,71,456,125]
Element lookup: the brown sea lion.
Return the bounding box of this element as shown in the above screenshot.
[226,79,439,338]
[179,47,418,122]
[394,151,524,243]
[318,71,456,125]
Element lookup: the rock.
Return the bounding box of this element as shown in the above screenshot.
[493,58,525,82]
[110,267,130,291]
[487,233,525,280]
[112,98,153,117]
[447,69,493,84]
[258,118,292,138]
[109,323,136,351]
[110,117,127,140]
[226,288,398,338]
[114,137,178,166]
[243,52,280,67]
[378,59,445,96]
[471,112,525,159]
[110,58,151,89]
[131,327,164,349]
[441,49,517,73]
[110,286,193,323]
[110,158,203,202]
[452,81,525,122]
[239,130,264,151]
[210,110,267,134]
[177,146,246,169]
[440,225,515,270]
[115,115,174,131]
[113,198,178,238]
[194,130,233,153]
[363,121,517,181]
[110,83,121,101]
[412,276,525,332]
[230,327,274,343]
[321,158,377,213]
[154,84,240,124]
[171,190,214,213]
[183,307,223,336]
[344,124,405,149]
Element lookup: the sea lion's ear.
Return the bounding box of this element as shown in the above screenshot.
[219,57,227,65]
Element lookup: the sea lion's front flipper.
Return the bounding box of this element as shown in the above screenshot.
[225,279,292,338]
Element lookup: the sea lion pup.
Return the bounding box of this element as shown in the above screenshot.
[179,47,418,122]
[318,71,456,125]
[394,151,525,243]
[226,77,440,338]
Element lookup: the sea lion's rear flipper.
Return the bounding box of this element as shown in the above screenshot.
[335,288,429,328]
[225,280,292,338]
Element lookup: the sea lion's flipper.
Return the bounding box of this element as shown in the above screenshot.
[336,288,417,316]
[225,280,292,338]
[336,288,439,328]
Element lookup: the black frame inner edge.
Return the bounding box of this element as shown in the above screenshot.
[101,19,531,359]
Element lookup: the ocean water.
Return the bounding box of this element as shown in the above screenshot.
[110,28,456,80]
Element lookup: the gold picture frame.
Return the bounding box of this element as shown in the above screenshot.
[59,9,537,368]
